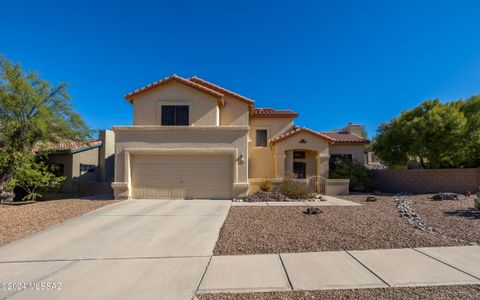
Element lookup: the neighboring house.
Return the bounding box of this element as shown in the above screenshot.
[112,75,369,200]
[38,130,115,183]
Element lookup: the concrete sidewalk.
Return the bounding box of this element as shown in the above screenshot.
[198,246,480,294]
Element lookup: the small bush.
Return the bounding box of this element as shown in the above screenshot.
[258,179,273,192]
[279,177,314,199]
[475,193,480,210]
[329,160,374,192]
[8,157,65,201]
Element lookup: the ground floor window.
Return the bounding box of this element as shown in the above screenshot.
[80,164,96,174]
[329,154,353,170]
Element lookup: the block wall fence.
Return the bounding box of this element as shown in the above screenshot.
[373,168,480,194]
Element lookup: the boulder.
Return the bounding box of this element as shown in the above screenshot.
[431,193,459,201]
[304,207,321,215]
[0,192,14,203]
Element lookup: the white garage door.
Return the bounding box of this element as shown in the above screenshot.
[131,154,233,199]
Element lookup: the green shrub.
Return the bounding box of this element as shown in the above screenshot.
[329,160,374,191]
[475,193,480,210]
[279,177,314,199]
[9,157,65,201]
[258,179,273,192]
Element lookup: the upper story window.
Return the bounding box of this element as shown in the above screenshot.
[255,129,268,147]
[161,105,189,126]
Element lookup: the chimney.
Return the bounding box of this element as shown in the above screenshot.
[341,123,364,137]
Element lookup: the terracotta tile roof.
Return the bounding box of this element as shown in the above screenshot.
[34,140,102,153]
[188,76,254,106]
[124,75,225,105]
[319,131,370,144]
[252,108,299,118]
[270,126,369,144]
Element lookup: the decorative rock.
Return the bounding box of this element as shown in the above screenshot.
[366,195,378,202]
[304,207,321,215]
[431,193,459,201]
[0,192,14,203]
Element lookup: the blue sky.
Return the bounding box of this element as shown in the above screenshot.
[2,0,480,137]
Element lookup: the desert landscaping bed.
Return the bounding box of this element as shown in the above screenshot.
[213,194,476,255]
[411,194,479,243]
[0,198,120,246]
[198,284,480,300]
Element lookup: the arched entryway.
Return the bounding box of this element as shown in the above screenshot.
[271,129,331,180]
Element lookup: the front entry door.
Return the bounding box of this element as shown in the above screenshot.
[293,162,306,179]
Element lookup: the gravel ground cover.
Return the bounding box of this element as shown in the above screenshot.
[412,194,479,244]
[0,198,120,246]
[213,194,467,255]
[198,285,480,300]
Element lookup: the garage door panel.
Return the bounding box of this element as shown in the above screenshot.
[133,164,231,176]
[131,154,233,199]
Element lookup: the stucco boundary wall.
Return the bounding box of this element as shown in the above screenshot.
[373,168,480,194]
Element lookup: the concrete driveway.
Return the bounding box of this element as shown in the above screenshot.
[0,199,231,300]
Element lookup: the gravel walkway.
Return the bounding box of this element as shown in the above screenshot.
[0,198,120,246]
[198,285,480,300]
[213,195,466,255]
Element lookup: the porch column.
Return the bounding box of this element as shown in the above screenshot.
[274,153,286,179]
[285,151,293,177]
[316,153,330,179]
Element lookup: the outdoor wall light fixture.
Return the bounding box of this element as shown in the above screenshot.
[237,154,245,164]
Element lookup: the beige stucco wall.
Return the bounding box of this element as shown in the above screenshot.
[48,147,99,181]
[274,132,330,157]
[326,179,350,195]
[329,144,366,164]
[99,130,115,181]
[305,150,317,178]
[133,81,219,126]
[47,153,73,179]
[273,131,330,180]
[220,95,249,126]
[113,126,249,199]
[71,147,100,181]
[248,117,294,179]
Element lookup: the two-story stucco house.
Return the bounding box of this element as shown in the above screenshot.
[111,75,369,200]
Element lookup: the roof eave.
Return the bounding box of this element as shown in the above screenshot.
[252,114,299,118]
[189,76,255,107]
[124,75,225,106]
